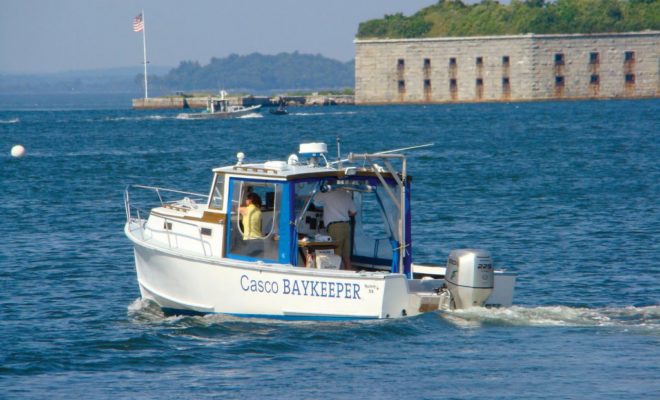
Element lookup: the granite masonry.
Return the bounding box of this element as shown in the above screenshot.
[355,31,660,104]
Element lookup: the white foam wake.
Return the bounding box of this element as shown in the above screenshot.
[0,117,20,124]
[127,296,659,333]
[442,305,660,332]
[238,113,263,119]
[101,115,174,122]
[292,111,358,117]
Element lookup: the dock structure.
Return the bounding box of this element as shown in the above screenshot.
[132,94,354,110]
[355,31,660,104]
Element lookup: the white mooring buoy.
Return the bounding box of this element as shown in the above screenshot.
[11,144,26,158]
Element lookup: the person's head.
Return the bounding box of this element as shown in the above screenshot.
[246,192,262,208]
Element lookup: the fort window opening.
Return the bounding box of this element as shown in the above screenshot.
[555,53,565,65]
[590,74,600,84]
[424,79,431,89]
[449,57,457,66]
[625,73,635,83]
[424,58,431,68]
[476,57,483,66]
[475,77,484,99]
[589,52,600,64]
[624,51,635,62]
[555,76,565,86]
[449,78,458,99]
[398,80,406,92]
[397,59,405,72]
[502,76,511,99]
[502,56,510,66]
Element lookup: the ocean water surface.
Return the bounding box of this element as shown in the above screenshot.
[0,94,658,399]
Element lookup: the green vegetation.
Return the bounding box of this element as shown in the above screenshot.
[356,0,660,38]
[149,52,354,93]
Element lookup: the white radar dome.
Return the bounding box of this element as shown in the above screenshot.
[299,143,327,155]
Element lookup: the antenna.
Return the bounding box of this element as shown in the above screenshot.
[374,142,434,155]
[336,136,342,168]
[329,142,434,166]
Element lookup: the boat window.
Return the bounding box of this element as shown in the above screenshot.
[352,182,401,268]
[293,180,322,236]
[355,190,390,238]
[227,179,281,261]
[209,174,225,210]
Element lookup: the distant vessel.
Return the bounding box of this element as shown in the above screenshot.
[269,99,288,115]
[177,91,261,119]
[124,142,516,319]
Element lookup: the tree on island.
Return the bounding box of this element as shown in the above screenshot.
[144,52,355,93]
[356,0,660,38]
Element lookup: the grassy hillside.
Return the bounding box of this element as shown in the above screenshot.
[357,0,660,38]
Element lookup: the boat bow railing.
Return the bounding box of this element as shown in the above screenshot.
[124,184,209,222]
[124,185,211,249]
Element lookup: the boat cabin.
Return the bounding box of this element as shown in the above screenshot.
[206,97,229,113]
[204,144,412,275]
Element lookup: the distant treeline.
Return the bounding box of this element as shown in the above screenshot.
[146,52,355,93]
[0,53,354,95]
[357,0,660,38]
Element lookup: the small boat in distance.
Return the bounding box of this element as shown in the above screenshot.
[269,99,288,115]
[177,91,261,119]
[124,142,517,319]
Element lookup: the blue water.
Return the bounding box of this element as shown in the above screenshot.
[1,95,658,399]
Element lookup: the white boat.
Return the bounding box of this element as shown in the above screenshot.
[124,143,516,319]
[177,91,261,119]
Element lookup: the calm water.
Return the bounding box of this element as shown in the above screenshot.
[0,95,658,399]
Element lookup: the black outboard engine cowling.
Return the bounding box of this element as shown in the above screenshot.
[445,249,494,309]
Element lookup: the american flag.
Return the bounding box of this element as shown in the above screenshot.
[133,13,144,32]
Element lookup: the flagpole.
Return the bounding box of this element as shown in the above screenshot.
[141,10,149,99]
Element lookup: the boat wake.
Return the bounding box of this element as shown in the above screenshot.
[127,298,394,335]
[127,298,659,336]
[128,297,360,325]
[238,113,263,119]
[0,117,20,124]
[101,115,174,122]
[442,305,660,332]
[292,111,358,117]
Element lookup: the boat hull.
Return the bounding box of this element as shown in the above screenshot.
[128,229,417,319]
[177,105,261,119]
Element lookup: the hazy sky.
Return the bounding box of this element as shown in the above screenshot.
[0,0,437,74]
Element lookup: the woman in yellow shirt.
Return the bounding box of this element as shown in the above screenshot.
[239,193,263,240]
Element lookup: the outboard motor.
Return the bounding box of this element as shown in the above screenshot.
[445,249,494,309]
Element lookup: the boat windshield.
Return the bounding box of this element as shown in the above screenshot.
[352,182,401,269]
[226,178,282,261]
[293,177,403,271]
[208,174,224,210]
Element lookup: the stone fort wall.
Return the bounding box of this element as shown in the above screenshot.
[354,32,659,104]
